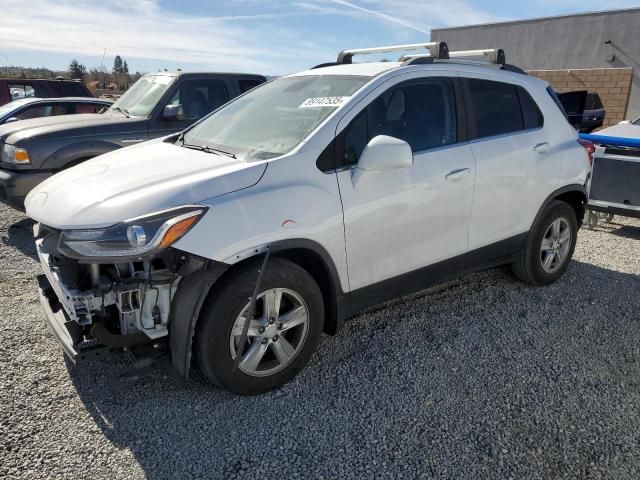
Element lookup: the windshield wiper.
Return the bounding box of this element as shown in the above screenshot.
[182,143,237,159]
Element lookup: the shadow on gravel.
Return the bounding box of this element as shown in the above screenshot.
[65,261,640,479]
[1,217,37,260]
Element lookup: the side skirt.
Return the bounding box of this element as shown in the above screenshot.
[346,232,527,316]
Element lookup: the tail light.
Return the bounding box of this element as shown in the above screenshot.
[578,139,595,168]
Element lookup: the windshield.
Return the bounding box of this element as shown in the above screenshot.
[0,98,33,118]
[182,75,369,160]
[109,75,175,117]
[633,117,640,126]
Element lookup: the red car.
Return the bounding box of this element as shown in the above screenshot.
[0,78,94,106]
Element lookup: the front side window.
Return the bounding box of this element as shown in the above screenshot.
[182,75,369,160]
[109,75,175,117]
[165,79,230,120]
[466,78,523,139]
[341,78,458,167]
[15,104,68,120]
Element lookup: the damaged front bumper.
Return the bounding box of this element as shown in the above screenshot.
[35,232,179,363]
[37,273,111,363]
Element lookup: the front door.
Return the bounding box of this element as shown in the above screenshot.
[335,74,476,295]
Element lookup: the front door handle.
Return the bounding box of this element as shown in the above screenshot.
[445,167,470,182]
[534,142,549,154]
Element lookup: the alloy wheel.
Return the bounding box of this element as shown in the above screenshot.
[229,288,309,377]
[540,217,572,274]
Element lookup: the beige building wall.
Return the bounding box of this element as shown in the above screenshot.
[527,67,634,127]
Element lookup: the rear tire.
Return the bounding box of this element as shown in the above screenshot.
[512,200,578,286]
[196,257,324,395]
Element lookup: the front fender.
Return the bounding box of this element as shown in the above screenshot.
[43,140,122,170]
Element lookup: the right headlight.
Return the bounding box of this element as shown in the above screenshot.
[2,144,30,164]
[58,206,206,260]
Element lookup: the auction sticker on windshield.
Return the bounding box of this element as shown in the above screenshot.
[299,96,350,108]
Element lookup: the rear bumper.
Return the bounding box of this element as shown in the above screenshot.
[0,168,51,211]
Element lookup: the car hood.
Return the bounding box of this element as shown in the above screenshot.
[25,140,267,229]
[596,123,640,139]
[0,112,138,145]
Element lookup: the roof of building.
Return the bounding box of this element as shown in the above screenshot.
[432,7,640,32]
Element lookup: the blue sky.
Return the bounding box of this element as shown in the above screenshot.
[1,0,639,76]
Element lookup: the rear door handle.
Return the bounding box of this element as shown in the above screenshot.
[534,142,549,154]
[445,167,470,182]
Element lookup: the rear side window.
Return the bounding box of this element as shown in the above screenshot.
[466,78,523,138]
[238,79,264,93]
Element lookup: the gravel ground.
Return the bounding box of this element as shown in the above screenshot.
[1,204,639,480]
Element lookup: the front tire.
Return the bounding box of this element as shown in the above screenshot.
[512,200,578,286]
[196,257,324,395]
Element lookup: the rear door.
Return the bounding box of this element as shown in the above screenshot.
[462,76,556,252]
[335,72,476,294]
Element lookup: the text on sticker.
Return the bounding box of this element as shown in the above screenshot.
[299,96,351,108]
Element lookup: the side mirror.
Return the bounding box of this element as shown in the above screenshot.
[5,117,19,124]
[352,135,413,188]
[162,104,185,121]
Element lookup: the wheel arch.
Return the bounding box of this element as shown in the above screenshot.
[169,239,348,379]
[532,184,587,230]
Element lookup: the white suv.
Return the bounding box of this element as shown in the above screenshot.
[26,43,593,395]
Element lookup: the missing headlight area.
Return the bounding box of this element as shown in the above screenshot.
[36,229,179,345]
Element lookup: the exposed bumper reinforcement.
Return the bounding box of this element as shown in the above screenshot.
[37,274,113,363]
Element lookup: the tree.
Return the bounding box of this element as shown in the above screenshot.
[123,60,129,74]
[68,59,87,79]
[112,55,123,74]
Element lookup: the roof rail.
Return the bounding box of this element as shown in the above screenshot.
[336,42,449,64]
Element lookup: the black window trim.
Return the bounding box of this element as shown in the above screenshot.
[317,76,468,173]
[461,77,545,144]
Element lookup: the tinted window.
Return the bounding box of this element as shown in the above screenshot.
[238,79,264,93]
[467,79,523,139]
[586,93,603,110]
[166,79,230,120]
[51,82,88,97]
[518,87,543,129]
[341,78,457,166]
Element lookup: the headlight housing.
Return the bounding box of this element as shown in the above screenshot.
[58,206,206,260]
[2,144,30,164]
